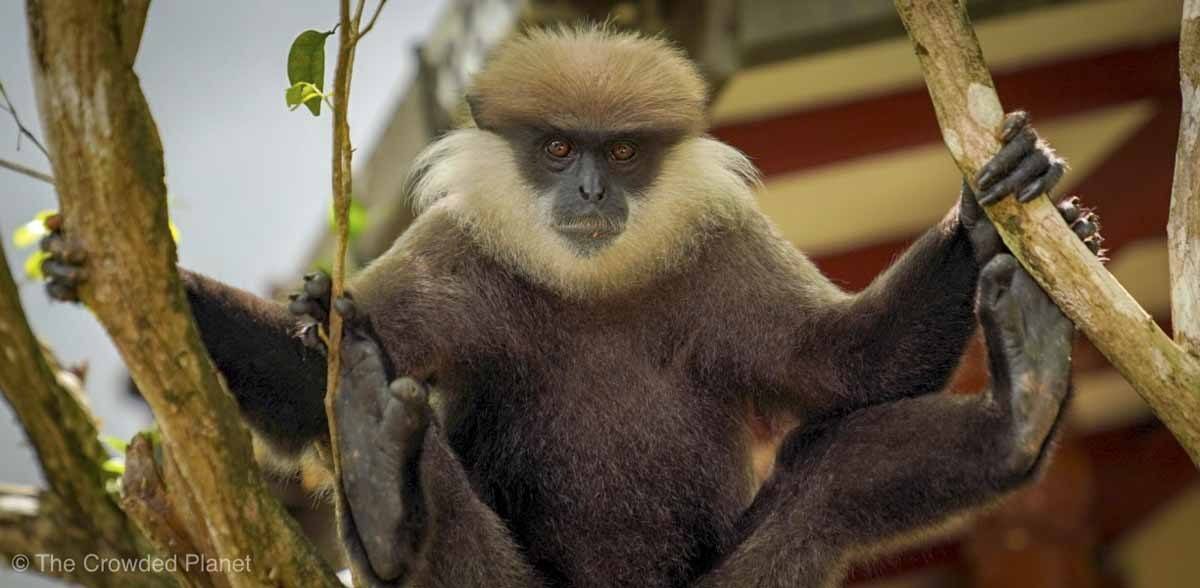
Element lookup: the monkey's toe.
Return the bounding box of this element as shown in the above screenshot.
[975,112,1065,205]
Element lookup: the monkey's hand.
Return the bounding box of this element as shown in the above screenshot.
[977,254,1074,479]
[37,214,88,303]
[959,111,1102,264]
[288,271,337,351]
[333,297,432,586]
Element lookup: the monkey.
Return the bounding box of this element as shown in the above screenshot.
[41,25,1103,588]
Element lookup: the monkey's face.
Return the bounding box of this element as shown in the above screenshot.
[502,127,678,256]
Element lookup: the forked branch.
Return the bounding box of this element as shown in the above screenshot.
[893,0,1200,464]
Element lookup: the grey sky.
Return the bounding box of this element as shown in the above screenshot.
[0,2,443,585]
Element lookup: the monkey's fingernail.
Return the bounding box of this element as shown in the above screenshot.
[304,273,316,281]
[1017,184,1040,202]
[976,169,994,189]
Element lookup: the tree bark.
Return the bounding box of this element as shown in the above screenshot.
[893,0,1200,465]
[0,239,169,587]
[23,1,340,585]
[1172,0,1200,356]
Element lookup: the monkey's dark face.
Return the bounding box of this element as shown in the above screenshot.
[502,126,677,255]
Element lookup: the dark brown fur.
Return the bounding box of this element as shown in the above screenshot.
[158,26,1084,588]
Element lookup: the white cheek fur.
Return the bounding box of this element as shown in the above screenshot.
[408,129,763,298]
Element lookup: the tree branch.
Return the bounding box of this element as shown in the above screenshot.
[1171,0,1200,356]
[323,2,386,585]
[893,0,1200,465]
[23,1,340,585]
[0,80,50,159]
[119,0,151,66]
[0,156,54,184]
[0,234,144,557]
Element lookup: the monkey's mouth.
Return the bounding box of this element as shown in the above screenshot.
[554,217,626,241]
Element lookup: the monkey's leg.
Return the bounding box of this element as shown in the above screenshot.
[334,303,540,588]
[701,255,1073,588]
[38,217,328,455]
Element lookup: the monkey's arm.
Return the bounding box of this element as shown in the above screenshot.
[181,270,329,454]
[793,113,1088,412]
[699,255,1073,588]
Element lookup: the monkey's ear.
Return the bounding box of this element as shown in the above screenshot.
[464,92,492,131]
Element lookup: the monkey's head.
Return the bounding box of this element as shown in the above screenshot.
[464,25,709,255]
[409,25,758,297]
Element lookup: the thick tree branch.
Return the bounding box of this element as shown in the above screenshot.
[1172,0,1200,356]
[23,1,339,585]
[893,0,1200,465]
[119,0,151,65]
[0,238,152,574]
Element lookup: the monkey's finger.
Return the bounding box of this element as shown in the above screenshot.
[288,296,322,320]
[977,130,1037,191]
[1001,111,1031,143]
[1071,215,1100,242]
[979,149,1050,205]
[41,259,87,284]
[39,233,86,264]
[334,295,358,323]
[1057,196,1083,224]
[45,278,79,303]
[298,323,325,351]
[304,272,332,301]
[1015,162,1064,203]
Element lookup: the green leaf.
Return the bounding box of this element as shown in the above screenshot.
[285,81,325,112]
[287,29,333,116]
[23,250,48,280]
[101,434,129,455]
[12,209,56,248]
[101,457,126,475]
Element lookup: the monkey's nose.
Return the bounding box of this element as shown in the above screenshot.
[579,184,606,202]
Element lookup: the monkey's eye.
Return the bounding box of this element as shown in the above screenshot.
[545,138,573,159]
[609,141,637,162]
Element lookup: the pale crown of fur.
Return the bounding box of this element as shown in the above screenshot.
[467,25,709,134]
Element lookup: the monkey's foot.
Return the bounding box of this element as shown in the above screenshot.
[38,214,88,303]
[975,111,1066,205]
[977,255,1073,478]
[334,304,431,585]
[962,185,1104,265]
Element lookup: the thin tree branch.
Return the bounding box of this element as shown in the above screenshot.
[357,0,388,39]
[1171,0,1200,355]
[325,1,387,585]
[23,1,340,585]
[0,80,50,159]
[893,0,1200,465]
[0,156,54,184]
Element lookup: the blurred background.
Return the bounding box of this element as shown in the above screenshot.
[1,0,1195,586]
